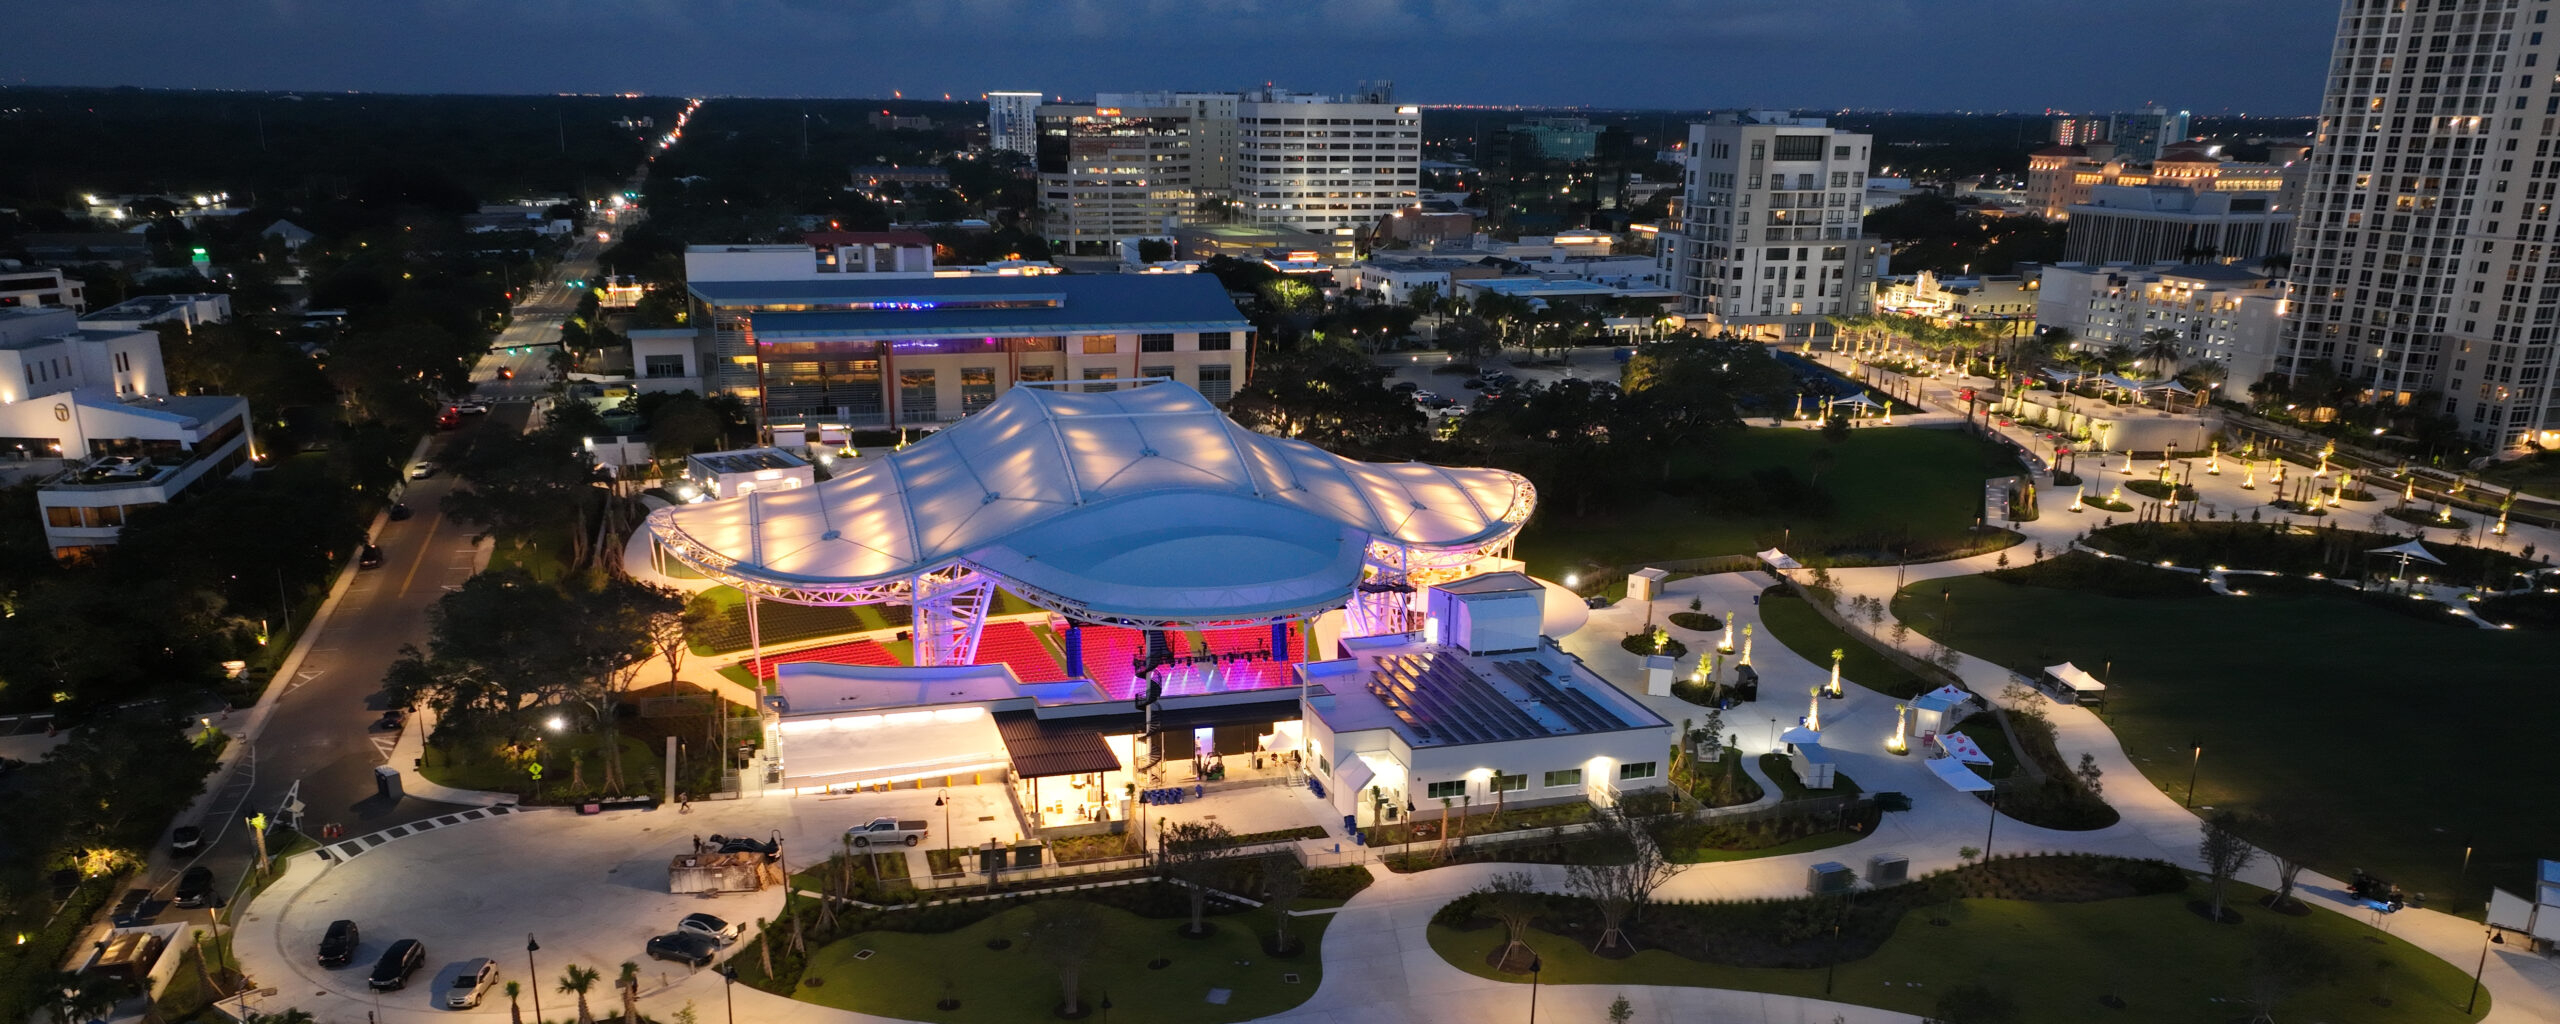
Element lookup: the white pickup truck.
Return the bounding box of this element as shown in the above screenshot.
[845,817,930,847]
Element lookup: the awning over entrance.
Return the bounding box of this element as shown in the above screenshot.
[994,711,1127,779]
[774,705,1008,790]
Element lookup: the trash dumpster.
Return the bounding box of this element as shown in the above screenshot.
[373,764,403,801]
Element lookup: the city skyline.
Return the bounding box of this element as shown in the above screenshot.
[2,0,2334,113]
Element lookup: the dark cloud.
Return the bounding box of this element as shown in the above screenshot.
[0,0,2332,112]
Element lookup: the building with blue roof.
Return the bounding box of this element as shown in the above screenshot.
[683,245,1254,428]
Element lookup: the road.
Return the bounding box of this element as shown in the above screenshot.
[169,214,641,911]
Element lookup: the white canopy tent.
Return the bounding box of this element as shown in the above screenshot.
[1756,548,1803,570]
[2368,538,2446,564]
[1939,731,1993,766]
[1780,726,1823,747]
[1926,755,1994,792]
[2044,662,2107,696]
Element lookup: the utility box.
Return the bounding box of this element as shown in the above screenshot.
[1808,861,1855,896]
[1643,655,1675,696]
[1627,567,1669,603]
[373,765,403,801]
[1011,842,1045,870]
[1868,854,1910,887]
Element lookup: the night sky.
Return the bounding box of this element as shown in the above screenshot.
[3,0,2335,113]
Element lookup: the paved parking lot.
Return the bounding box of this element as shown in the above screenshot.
[233,782,1028,1021]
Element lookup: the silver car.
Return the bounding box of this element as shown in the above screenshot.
[442,958,498,1009]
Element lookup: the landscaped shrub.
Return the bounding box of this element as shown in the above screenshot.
[2478,591,2560,630]
[2082,521,2531,582]
[1431,854,2184,970]
[1985,551,2209,599]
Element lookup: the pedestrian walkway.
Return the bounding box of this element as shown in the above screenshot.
[312,804,524,863]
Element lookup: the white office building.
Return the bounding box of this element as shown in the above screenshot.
[1234,85,1422,238]
[0,308,255,559]
[0,267,86,313]
[2064,185,2295,265]
[1658,111,1885,340]
[2039,262,2290,388]
[985,91,1043,159]
[2281,0,2560,450]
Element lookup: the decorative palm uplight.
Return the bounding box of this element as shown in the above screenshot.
[1738,623,1754,666]
[1827,647,1844,698]
[1717,612,1735,653]
[2068,485,2086,512]
[2207,440,2221,475]
[1888,702,1910,754]
[2240,461,2256,490]
[1806,686,1822,732]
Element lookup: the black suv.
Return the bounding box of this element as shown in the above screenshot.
[646,931,718,968]
[172,866,215,909]
[110,888,150,927]
[318,919,359,967]
[368,938,424,990]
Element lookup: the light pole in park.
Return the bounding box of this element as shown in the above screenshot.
[525,935,543,1024]
[2185,741,2204,807]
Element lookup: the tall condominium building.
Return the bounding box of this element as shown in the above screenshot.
[1034,103,1214,254]
[2108,106,2193,161]
[2051,116,2111,147]
[1097,92,1241,193]
[1657,111,1884,340]
[1234,85,1423,237]
[2283,0,2560,450]
[985,91,1043,158]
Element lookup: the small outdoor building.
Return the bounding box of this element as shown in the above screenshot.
[1909,684,1976,739]
[1790,742,1839,790]
[2043,662,2107,705]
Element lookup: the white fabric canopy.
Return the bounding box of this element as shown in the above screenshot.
[1780,726,1823,747]
[2045,662,2106,693]
[2368,538,2446,564]
[1757,548,1803,570]
[650,381,1536,617]
[1911,684,1972,713]
[1940,731,1994,765]
[1926,755,1995,792]
[1831,393,1884,409]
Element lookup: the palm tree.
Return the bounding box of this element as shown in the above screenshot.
[2135,328,2183,378]
[2178,360,2230,411]
[617,962,642,1024]
[2099,343,2138,376]
[557,964,603,1024]
[505,981,525,1024]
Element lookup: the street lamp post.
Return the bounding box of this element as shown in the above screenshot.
[2185,741,2203,807]
[525,935,543,1024]
[935,788,952,852]
[2470,928,2505,1013]
[721,964,739,1024]
[1527,954,1543,1024]
[1983,792,2000,859]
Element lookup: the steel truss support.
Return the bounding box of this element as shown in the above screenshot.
[911,567,995,667]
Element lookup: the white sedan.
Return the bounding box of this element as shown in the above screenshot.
[407,461,438,480]
[452,401,491,415]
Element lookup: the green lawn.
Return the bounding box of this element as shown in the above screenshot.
[1515,426,2022,577]
[1758,587,1931,699]
[1430,881,2485,1024]
[794,899,1331,1022]
[1896,571,2554,914]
